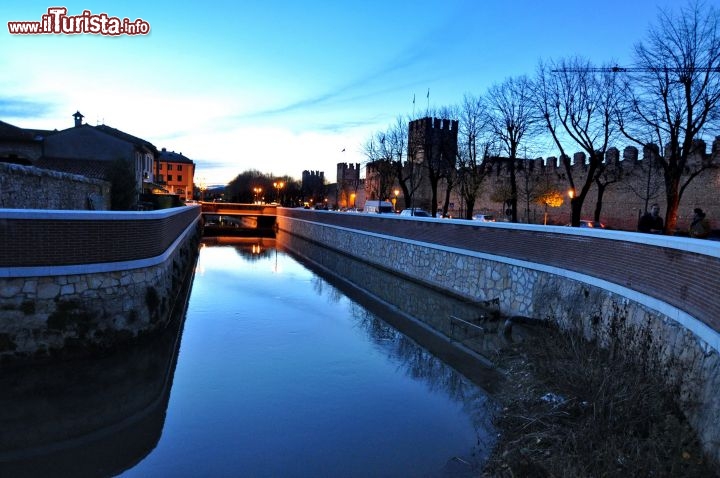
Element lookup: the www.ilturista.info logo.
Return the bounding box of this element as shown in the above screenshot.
[8,7,150,36]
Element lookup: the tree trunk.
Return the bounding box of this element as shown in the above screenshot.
[594,183,605,222]
[664,176,681,234]
[465,196,476,219]
[570,197,582,226]
[509,160,518,223]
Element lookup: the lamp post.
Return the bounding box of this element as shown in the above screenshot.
[568,188,575,225]
[198,177,207,202]
[253,187,262,204]
[273,181,284,205]
[392,189,399,212]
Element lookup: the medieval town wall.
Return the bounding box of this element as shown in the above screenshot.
[446,137,720,232]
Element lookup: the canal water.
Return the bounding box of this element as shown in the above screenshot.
[0,235,498,478]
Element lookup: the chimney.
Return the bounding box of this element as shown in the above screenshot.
[72,111,84,127]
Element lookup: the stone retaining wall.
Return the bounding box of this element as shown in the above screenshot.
[277,208,720,464]
[0,162,110,210]
[0,207,201,363]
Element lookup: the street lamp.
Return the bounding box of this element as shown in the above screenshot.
[392,189,399,211]
[198,177,207,202]
[253,187,262,204]
[273,181,284,204]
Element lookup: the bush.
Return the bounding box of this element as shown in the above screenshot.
[483,326,717,477]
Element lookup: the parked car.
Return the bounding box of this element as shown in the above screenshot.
[363,200,395,214]
[472,214,496,222]
[400,208,431,217]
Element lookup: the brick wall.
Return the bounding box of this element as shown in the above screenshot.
[0,206,199,267]
[0,205,201,364]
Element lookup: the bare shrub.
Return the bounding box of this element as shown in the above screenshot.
[483,325,717,477]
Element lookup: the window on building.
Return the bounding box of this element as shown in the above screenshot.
[168,175,173,181]
[158,174,164,182]
[159,163,164,170]
[168,164,173,171]
[178,165,183,171]
[178,175,183,182]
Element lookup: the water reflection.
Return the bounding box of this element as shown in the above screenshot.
[277,231,506,390]
[0,288,191,477]
[201,236,277,261]
[347,303,497,438]
[0,235,501,477]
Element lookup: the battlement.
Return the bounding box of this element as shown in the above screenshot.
[522,136,720,172]
[302,170,325,179]
[337,162,360,172]
[336,162,361,184]
[409,116,459,133]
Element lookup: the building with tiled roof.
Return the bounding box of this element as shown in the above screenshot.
[157,148,195,201]
[40,112,158,200]
[0,120,45,164]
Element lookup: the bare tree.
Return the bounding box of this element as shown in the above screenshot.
[592,150,625,222]
[456,94,493,219]
[516,157,554,223]
[623,144,665,215]
[410,108,458,217]
[534,57,621,226]
[486,76,539,222]
[362,133,397,202]
[617,0,720,233]
[384,116,424,210]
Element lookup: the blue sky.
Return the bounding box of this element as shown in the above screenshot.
[2,0,681,186]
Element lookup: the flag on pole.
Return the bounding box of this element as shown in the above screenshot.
[426,88,429,99]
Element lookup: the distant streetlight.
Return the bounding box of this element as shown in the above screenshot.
[350,192,356,209]
[198,177,207,202]
[253,187,262,204]
[392,189,399,211]
[273,181,285,204]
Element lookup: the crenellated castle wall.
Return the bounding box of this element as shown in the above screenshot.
[456,137,720,231]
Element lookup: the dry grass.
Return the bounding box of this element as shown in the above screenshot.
[481,325,717,477]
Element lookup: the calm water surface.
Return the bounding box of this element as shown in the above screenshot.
[125,240,495,477]
[0,238,496,477]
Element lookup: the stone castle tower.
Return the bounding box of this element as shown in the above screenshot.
[336,162,361,209]
[407,116,459,211]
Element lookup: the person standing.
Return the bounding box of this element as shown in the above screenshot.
[638,203,664,233]
[689,208,711,239]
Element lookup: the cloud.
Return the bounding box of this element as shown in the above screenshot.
[234,7,468,124]
[0,98,54,118]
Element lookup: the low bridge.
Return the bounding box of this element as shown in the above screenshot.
[200,202,277,235]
